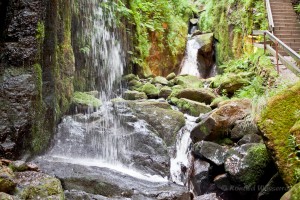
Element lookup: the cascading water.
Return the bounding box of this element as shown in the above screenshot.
[180,36,202,77]
[46,1,133,168]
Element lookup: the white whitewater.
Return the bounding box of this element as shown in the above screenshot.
[179,36,201,77]
[170,114,197,185]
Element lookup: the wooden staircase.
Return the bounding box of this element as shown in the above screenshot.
[270,0,300,54]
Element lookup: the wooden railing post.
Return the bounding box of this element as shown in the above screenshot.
[275,41,279,73]
[264,32,267,54]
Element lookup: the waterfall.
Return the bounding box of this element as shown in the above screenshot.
[47,0,130,166]
[179,36,202,77]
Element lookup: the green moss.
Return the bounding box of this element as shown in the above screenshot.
[241,144,271,187]
[142,83,159,96]
[19,177,64,199]
[198,0,268,64]
[31,64,49,154]
[174,75,204,89]
[73,92,102,108]
[258,81,300,186]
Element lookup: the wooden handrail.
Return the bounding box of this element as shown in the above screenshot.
[253,30,300,63]
[265,0,274,33]
[252,30,300,75]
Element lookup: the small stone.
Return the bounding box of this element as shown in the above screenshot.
[159,86,172,99]
[166,72,176,80]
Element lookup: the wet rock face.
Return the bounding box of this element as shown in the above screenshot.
[0,0,44,158]
[1,0,44,66]
[0,71,36,158]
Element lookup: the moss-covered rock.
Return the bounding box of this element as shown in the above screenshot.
[170,98,212,117]
[141,83,160,99]
[171,88,217,105]
[151,76,169,85]
[123,90,147,100]
[0,165,16,194]
[15,171,64,199]
[281,182,300,200]
[122,74,139,82]
[0,192,14,200]
[224,144,272,188]
[166,72,176,80]
[174,75,204,88]
[258,81,300,185]
[158,86,172,99]
[212,73,249,96]
[72,92,102,108]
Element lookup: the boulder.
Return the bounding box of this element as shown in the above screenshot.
[173,88,217,104]
[191,160,211,196]
[170,98,212,117]
[281,181,300,200]
[0,193,14,200]
[129,101,185,146]
[166,72,176,80]
[0,165,16,193]
[231,117,259,140]
[151,76,169,85]
[191,99,252,143]
[193,141,226,166]
[224,143,272,187]
[141,83,160,99]
[173,75,204,88]
[128,79,143,89]
[15,171,65,199]
[158,86,172,99]
[71,92,102,113]
[122,74,139,82]
[34,159,191,199]
[237,134,262,145]
[213,74,249,96]
[195,33,215,78]
[123,90,147,100]
[258,81,300,185]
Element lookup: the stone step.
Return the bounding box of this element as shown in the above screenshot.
[274,23,300,27]
[275,19,299,23]
[273,15,298,19]
[275,30,300,35]
[278,34,300,39]
[280,38,300,43]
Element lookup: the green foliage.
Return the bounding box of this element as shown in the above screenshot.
[295,4,300,13]
[198,0,268,64]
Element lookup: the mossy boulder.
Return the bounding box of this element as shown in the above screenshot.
[141,83,160,99]
[0,193,14,200]
[0,165,16,193]
[281,182,300,200]
[173,75,204,88]
[170,97,212,117]
[123,90,147,100]
[158,86,172,99]
[71,92,102,113]
[195,33,214,54]
[191,99,251,143]
[258,81,300,185]
[166,72,176,80]
[224,144,272,188]
[212,73,249,95]
[122,74,139,82]
[128,101,185,146]
[151,76,168,85]
[172,88,217,105]
[128,79,143,90]
[15,171,64,199]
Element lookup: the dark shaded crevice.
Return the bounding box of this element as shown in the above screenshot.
[0,0,9,42]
